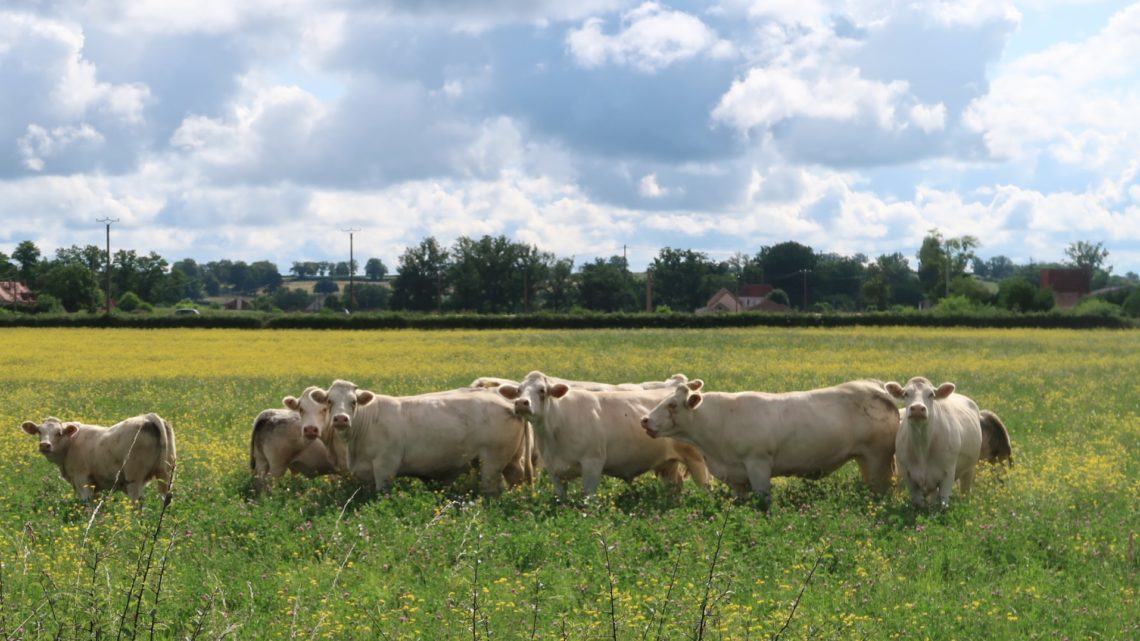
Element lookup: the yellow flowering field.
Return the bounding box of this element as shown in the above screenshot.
[0,327,1137,640]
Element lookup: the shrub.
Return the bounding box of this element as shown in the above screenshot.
[117,291,142,312]
[1070,297,1122,318]
[1122,289,1140,317]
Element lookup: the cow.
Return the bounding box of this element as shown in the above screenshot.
[249,388,348,491]
[641,380,900,507]
[980,410,1014,465]
[469,373,698,485]
[21,413,177,504]
[297,380,528,496]
[471,373,696,392]
[496,371,710,501]
[886,377,1001,509]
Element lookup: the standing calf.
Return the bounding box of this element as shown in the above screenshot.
[249,387,348,492]
[21,414,177,503]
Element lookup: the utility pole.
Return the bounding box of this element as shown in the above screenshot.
[96,217,118,314]
[801,269,810,310]
[944,239,951,298]
[646,269,653,312]
[342,227,360,311]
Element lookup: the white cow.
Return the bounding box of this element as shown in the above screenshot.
[641,380,900,506]
[471,373,695,392]
[298,380,528,496]
[249,388,348,491]
[469,372,697,484]
[496,371,710,501]
[21,414,177,503]
[886,377,986,509]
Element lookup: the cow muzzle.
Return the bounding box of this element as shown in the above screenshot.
[332,413,351,429]
[640,417,658,438]
[302,425,320,440]
[39,442,53,453]
[906,404,928,421]
[513,399,532,417]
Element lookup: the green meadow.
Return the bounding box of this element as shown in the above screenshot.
[0,327,1136,640]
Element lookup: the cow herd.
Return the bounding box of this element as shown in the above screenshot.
[20,372,1013,510]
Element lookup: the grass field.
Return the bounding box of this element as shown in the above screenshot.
[0,327,1137,640]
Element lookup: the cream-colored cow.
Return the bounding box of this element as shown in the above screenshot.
[497,371,709,501]
[21,414,177,503]
[642,380,900,507]
[887,377,1011,509]
[298,380,528,496]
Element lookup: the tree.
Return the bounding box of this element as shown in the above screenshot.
[579,256,637,312]
[290,261,318,279]
[55,245,105,272]
[759,242,816,310]
[249,261,283,293]
[1064,241,1109,273]
[272,287,312,312]
[390,237,450,312]
[12,240,41,284]
[353,284,389,310]
[313,278,339,294]
[997,277,1054,312]
[448,235,524,313]
[39,262,101,312]
[862,262,891,311]
[649,248,720,312]
[724,252,764,285]
[949,276,994,306]
[364,258,388,281]
[543,258,576,311]
[917,230,979,301]
[813,252,866,311]
[869,252,922,308]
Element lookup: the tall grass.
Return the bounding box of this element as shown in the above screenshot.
[0,327,1137,639]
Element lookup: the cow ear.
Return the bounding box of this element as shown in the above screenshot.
[497,385,521,401]
[62,423,80,437]
[312,389,328,404]
[356,390,375,405]
[21,421,39,435]
[687,379,704,391]
[885,382,904,399]
[935,383,956,399]
[283,396,300,410]
[686,392,703,410]
[550,383,570,399]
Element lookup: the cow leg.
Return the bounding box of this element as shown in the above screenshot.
[478,460,505,498]
[580,458,605,500]
[653,460,684,494]
[957,465,977,496]
[937,468,956,509]
[68,476,95,503]
[370,457,399,493]
[903,474,925,508]
[744,459,773,508]
[551,475,569,502]
[856,454,894,494]
[125,479,146,503]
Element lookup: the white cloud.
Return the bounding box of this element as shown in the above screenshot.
[566,2,734,72]
[639,173,664,197]
[18,124,105,171]
[964,3,1140,169]
[712,66,932,132]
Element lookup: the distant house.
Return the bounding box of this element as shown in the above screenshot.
[0,281,36,307]
[224,297,255,311]
[1040,268,1091,309]
[697,285,789,314]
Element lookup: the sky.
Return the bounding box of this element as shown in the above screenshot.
[2,0,1139,276]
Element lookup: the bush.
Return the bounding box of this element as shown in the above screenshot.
[117,291,142,312]
[1122,289,1140,317]
[933,295,986,315]
[1070,297,1122,318]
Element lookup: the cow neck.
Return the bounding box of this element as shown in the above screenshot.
[907,417,933,465]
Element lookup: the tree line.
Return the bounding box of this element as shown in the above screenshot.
[1,233,1135,316]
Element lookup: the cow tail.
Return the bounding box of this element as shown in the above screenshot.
[979,410,1013,465]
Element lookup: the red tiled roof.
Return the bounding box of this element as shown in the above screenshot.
[739,283,773,298]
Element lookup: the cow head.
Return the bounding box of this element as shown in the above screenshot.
[496,370,568,422]
[641,384,702,439]
[21,417,79,456]
[284,386,328,440]
[299,379,376,434]
[886,377,956,425]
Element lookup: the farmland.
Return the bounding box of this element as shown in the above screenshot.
[0,327,1137,640]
